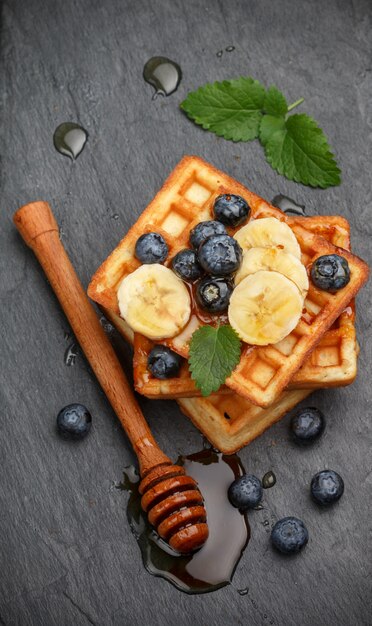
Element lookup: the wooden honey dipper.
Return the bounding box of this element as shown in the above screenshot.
[14,201,209,554]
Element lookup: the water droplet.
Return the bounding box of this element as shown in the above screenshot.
[225,46,235,52]
[143,56,182,99]
[237,587,249,596]
[100,316,114,334]
[262,471,276,489]
[202,436,212,450]
[111,214,119,220]
[53,122,88,160]
[272,194,306,216]
[263,520,270,527]
[64,342,79,366]
[116,465,140,491]
[216,50,223,58]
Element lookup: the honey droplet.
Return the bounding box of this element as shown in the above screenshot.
[53,122,88,160]
[143,56,182,99]
[272,194,306,216]
[262,471,276,489]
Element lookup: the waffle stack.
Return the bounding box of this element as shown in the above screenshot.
[88,156,368,453]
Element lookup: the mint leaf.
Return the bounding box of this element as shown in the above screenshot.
[189,325,241,396]
[180,77,266,141]
[260,113,341,188]
[263,86,288,117]
[259,114,285,146]
[181,75,341,188]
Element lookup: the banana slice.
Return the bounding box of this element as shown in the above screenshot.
[234,217,301,259]
[117,264,191,340]
[235,247,309,297]
[228,270,303,345]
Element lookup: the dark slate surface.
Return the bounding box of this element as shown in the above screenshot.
[1,0,371,624]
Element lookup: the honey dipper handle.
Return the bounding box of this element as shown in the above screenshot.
[14,201,171,476]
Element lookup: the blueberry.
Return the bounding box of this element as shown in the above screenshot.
[271,517,308,554]
[214,194,251,227]
[311,470,344,505]
[189,220,227,249]
[198,234,242,276]
[228,474,263,510]
[290,407,325,445]
[171,249,203,282]
[311,254,350,292]
[135,232,168,264]
[147,345,182,379]
[195,276,233,313]
[57,404,92,440]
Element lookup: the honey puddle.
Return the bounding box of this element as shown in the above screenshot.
[118,448,250,594]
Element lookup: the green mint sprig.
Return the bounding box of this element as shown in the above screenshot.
[189,325,241,396]
[180,77,341,189]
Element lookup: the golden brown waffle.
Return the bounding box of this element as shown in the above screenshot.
[177,390,312,454]
[88,156,368,407]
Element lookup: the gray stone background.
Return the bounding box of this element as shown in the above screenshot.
[1,0,371,624]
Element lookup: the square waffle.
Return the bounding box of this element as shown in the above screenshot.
[88,156,368,407]
[129,216,357,398]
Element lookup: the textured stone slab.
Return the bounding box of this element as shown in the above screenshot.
[1,0,371,624]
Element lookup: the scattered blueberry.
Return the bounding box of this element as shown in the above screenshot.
[311,254,350,292]
[290,407,325,445]
[189,220,227,249]
[271,517,308,554]
[213,194,251,227]
[135,232,168,264]
[147,345,182,379]
[171,249,203,282]
[311,470,344,505]
[195,275,233,313]
[57,404,92,440]
[228,474,263,510]
[198,234,242,276]
[262,471,276,489]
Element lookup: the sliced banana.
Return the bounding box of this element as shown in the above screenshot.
[234,217,301,259]
[117,264,191,340]
[228,270,303,346]
[235,247,309,297]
